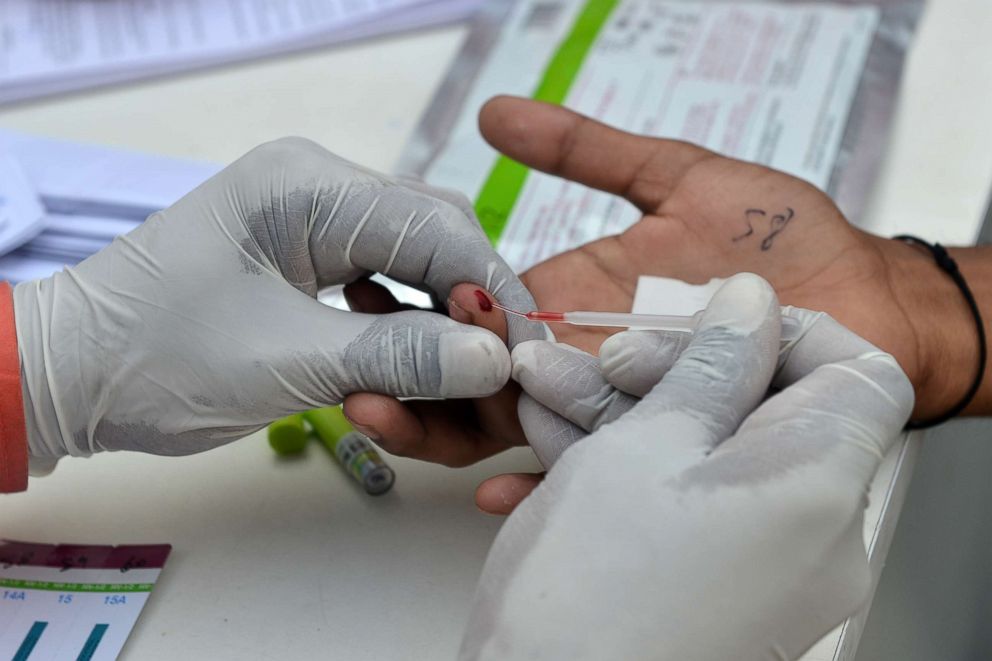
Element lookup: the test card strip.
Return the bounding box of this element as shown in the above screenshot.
[0,540,171,661]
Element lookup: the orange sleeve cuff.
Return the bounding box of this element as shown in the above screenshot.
[0,282,27,493]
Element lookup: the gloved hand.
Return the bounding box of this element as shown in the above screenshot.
[14,137,541,464]
[461,273,914,660]
[475,278,911,511]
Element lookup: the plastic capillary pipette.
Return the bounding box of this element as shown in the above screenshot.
[479,292,801,341]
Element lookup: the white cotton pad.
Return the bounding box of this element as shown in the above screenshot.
[632,275,726,316]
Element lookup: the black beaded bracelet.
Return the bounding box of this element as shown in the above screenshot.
[894,235,986,429]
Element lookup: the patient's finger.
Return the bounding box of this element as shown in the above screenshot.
[479,95,712,213]
[475,472,545,515]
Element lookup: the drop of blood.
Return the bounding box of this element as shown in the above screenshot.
[474,290,494,312]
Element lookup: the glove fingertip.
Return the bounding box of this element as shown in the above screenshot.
[599,332,641,380]
[699,273,778,337]
[439,329,511,397]
[600,330,688,398]
[509,339,549,382]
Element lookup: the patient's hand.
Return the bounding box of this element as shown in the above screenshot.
[345,95,974,513]
[483,95,963,420]
[471,96,976,513]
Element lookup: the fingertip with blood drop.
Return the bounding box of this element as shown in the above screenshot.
[448,283,509,344]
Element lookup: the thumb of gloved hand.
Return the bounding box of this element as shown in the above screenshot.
[258,299,511,403]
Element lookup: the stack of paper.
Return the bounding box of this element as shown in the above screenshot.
[0,155,45,257]
[0,0,483,105]
[0,130,219,282]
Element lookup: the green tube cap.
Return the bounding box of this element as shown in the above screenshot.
[268,413,309,455]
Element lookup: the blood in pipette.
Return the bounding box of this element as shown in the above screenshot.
[474,290,567,322]
[525,311,565,322]
[473,290,494,312]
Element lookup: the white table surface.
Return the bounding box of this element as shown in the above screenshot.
[1,1,991,659]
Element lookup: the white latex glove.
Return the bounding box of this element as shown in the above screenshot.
[461,273,914,661]
[14,137,542,463]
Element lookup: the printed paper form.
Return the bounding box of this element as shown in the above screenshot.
[0,0,469,104]
[422,0,879,272]
[0,1,423,81]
